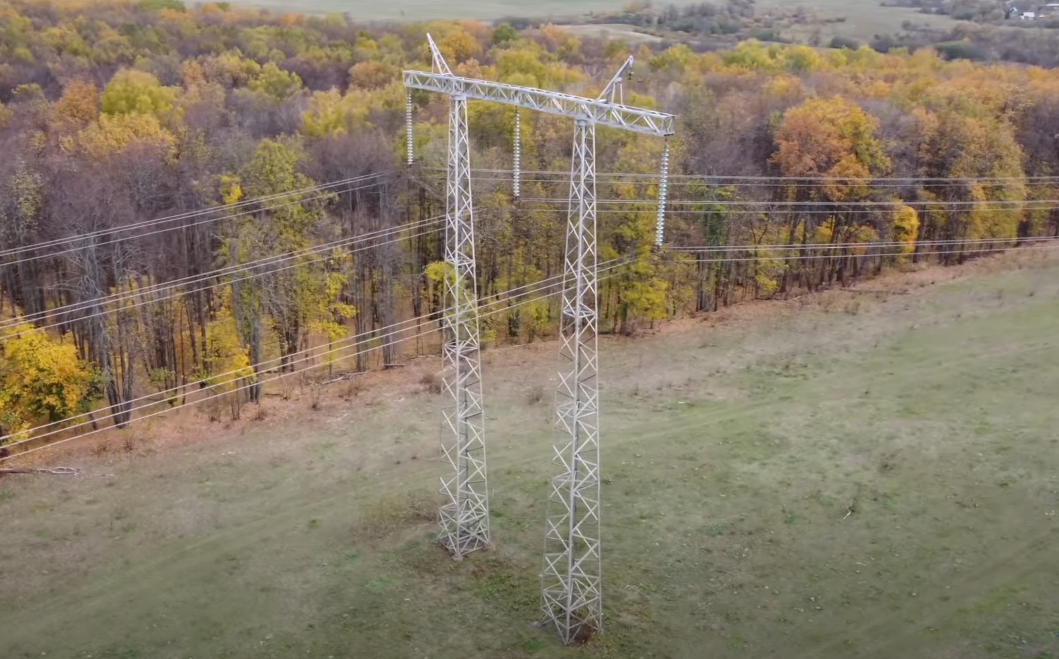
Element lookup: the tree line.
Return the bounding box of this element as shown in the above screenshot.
[2,0,1058,442]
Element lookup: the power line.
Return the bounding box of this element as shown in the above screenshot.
[13,233,1051,456]
[629,207,1059,216]
[6,237,1053,459]
[5,232,1040,339]
[0,172,388,259]
[9,190,1018,337]
[667,235,1059,253]
[473,202,1059,217]
[417,179,1059,212]
[0,226,443,339]
[675,242,1059,264]
[425,167,1059,183]
[521,197,1059,208]
[3,226,1053,453]
[440,173,1059,191]
[0,175,391,267]
[8,235,1051,456]
[0,216,445,334]
[0,259,634,460]
[0,258,628,448]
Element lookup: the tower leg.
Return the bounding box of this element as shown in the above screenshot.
[540,119,602,644]
[438,94,490,558]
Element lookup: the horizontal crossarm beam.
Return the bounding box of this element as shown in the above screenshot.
[404,70,675,137]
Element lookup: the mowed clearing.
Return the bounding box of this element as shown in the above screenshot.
[234,0,950,38]
[239,0,692,20]
[2,251,1059,659]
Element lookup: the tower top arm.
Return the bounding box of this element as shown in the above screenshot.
[404,69,675,137]
[425,33,452,75]
[599,56,635,103]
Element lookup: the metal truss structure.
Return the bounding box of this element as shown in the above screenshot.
[403,70,674,137]
[539,116,603,644]
[415,37,491,559]
[404,39,675,641]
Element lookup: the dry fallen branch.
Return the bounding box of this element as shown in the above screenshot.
[837,288,909,296]
[0,467,80,476]
[325,371,369,384]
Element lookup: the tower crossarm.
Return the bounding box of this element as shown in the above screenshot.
[403,70,675,137]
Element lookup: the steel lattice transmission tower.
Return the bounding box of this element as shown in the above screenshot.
[405,44,675,639]
[540,114,603,643]
[419,37,491,558]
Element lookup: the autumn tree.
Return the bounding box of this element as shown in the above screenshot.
[100,69,178,123]
[772,96,891,287]
[221,138,351,396]
[52,80,99,127]
[2,2,1059,431]
[913,104,1026,261]
[0,324,97,441]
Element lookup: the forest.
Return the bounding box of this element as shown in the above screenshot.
[2,0,1059,446]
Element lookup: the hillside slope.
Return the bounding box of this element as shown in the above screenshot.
[2,250,1058,659]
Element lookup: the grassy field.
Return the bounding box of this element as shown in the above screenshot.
[552,3,959,51]
[768,0,958,43]
[232,0,956,41]
[217,0,963,51]
[239,0,686,21]
[2,251,1059,659]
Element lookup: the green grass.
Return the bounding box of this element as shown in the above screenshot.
[2,254,1059,658]
[235,0,696,20]
[765,0,959,43]
[223,0,956,40]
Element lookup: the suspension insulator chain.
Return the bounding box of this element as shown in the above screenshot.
[406,91,414,166]
[513,110,521,200]
[655,138,670,248]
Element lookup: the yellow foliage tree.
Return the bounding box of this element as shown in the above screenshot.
[67,112,177,161]
[100,69,178,122]
[203,293,254,390]
[892,204,920,253]
[772,96,890,190]
[439,28,481,64]
[53,79,99,126]
[301,89,370,137]
[0,325,97,441]
[248,62,302,100]
[200,50,261,88]
[348,60,392,90]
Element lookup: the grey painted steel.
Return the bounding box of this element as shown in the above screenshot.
[539,118,604,645]
[599,55,634,104]
[426,33,452,75]
[420,35,491,559]
[437,92,491,558]
[403,70,675,137]
[405,40,674,642]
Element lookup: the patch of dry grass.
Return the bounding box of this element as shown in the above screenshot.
[3,250,1059,658]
